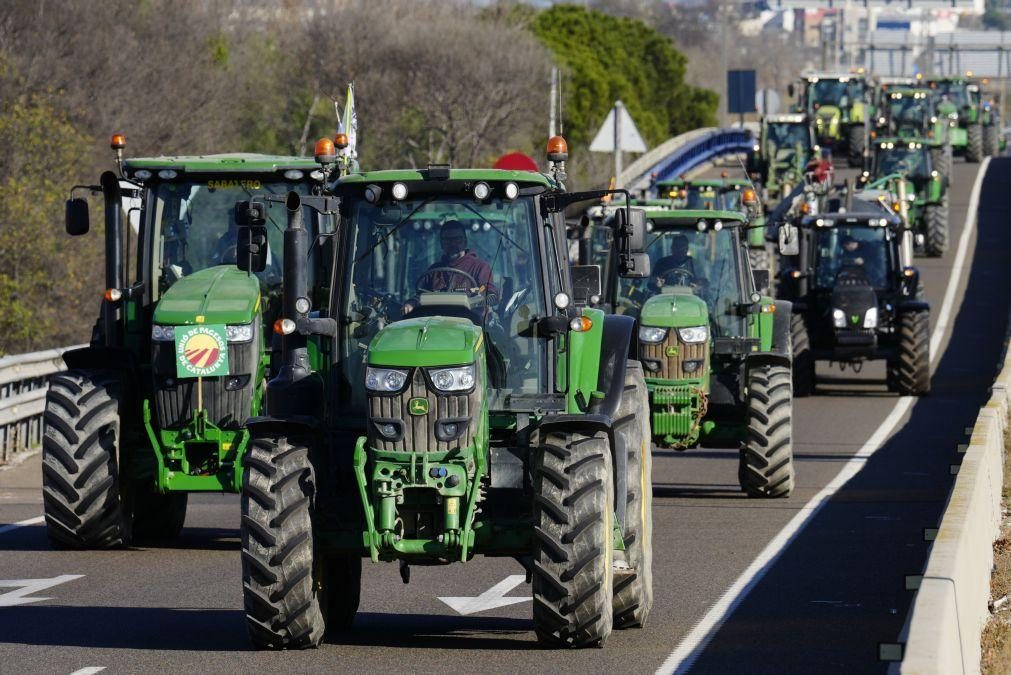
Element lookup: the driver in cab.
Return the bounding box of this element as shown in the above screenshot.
[650,234,697,290]
[404,220,499,313]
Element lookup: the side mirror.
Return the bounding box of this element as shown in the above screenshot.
[570,265,602,306]
[65,198,90,236]
[752,268,770,294]
[237,225,268,273]
[778,222,800,256]
[614,206,647,253]
[235,200,267,227]
[619,252,651,278]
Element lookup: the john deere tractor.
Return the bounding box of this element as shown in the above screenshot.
[234,139,655,649]
[596,208,795,498]
[777,188,930,397]
[748,114,818,207]
[865,138,948,257]
[791,71,872,167]
[926,75,1001,162]
[42,136,334,548]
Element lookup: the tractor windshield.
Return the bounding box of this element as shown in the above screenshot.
[152,177,316,292]
[935,81,969,108]
[810,79,849,107]
[814,225,893,289]
[887,93,930,127]
[874,147,929,181]
[339,192,548,402]
[618,224,745,337]
[765,124,811,155]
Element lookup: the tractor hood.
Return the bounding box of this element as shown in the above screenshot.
[368,316,482,368]
[153,266,260,326]
[639,292,710,329]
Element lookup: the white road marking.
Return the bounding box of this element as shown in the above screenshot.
[657,160,989,674]
[439,574,530,615]
[69,668,106,675]
[0,516,44,535]
[0,574,84,607]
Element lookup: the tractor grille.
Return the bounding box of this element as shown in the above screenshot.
[151,325,259,431]
[642,330,708,381]
[368,367,481,453]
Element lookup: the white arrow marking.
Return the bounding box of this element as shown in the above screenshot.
[438,574,531,615]
[0,574,84,607]
[70,668,106,675]
[0,516,44,535]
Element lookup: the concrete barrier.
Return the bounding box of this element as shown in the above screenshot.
[893,350,1011,674]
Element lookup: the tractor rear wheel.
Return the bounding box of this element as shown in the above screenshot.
[739,363,794,498]
[612,362,653,629]
[930,145,952,184]
[131,488,187,541]
[533,431,614,647]
[241,435,327,649]
[924,196,949,258]
[791,313,815,397]
[967,124,983,162]
[847,124,865,167]
[983,124,999,157]
[890,310,931,396]
[42,369,130,549]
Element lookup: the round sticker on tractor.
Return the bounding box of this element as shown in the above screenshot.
[174,324,230,378]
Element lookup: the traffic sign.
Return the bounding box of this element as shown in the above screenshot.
[589,101,647,154]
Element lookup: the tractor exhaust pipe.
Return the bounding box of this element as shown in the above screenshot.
[100,171,122,348]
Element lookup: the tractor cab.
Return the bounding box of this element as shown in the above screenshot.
[878,89,939,140]
[793,71,870,165]
[748,114,819,205]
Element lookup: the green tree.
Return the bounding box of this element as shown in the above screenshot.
[530,4,718,149]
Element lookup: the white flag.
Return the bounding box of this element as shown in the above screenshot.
[342,82,357,159]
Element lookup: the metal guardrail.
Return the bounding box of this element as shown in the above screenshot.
[0,345,84,464]
[618,127,756,194]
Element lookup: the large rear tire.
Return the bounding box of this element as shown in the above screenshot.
[612,362,653,629]
[739,363,794,498]
[42,370,130,549]
[930,144,952,185]
[967,124,983,163]
[532,431,614,648]
[924,196,949,258]
[790,313,815,397]
[240,436,327,649]
[983,124,999,157]
[890,310,931,396]
[847,124,865,167]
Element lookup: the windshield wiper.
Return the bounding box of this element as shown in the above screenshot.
[354,196,436,265]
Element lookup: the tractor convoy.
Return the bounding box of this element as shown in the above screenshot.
[41,67,999,651]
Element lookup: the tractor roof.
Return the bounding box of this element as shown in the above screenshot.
[877,76,917,86]
[765,113,808,124]
[336,168,554,188]
[874,138,928,149]
[644,209,747,227]
[886,88,931,97]
[799,211,900,229]
[123,153,320,173]
[655,178,750,190]
[802,71,861,82]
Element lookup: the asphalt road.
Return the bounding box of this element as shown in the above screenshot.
[1,158,1009,674]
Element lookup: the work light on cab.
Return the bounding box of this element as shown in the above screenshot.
[314,137,336,164]
[546,135,568,162]
[334,133,349,151]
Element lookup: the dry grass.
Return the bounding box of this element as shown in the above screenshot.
[981,426,1011,674]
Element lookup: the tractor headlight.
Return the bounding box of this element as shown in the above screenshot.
[226,323,254,343]
[677,326,709,344]
[365,367,408,392]
[152,325,176,341]
[638,326,668,343]
[864,307,878,329]
[832,309,846,328]
[682,359,704,374]
[428,364,476,392]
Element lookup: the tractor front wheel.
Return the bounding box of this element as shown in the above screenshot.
[739,363,795,498]
[930,145,952,185]
[847,125,865,167]
[612,362,653,629]
[983,124,999,157]
[967,124,984,162]
[240,436,327,649]
[889,311,931,396]
[533,431,614,647]
[924,197,949,258]
[791,313,815,397]
[42,369,130,549]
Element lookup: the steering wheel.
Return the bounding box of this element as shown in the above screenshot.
[417,267,481,293]
[655,267,695,288]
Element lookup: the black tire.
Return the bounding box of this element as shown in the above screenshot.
[131,488,187,542]
[930,145,952,185]
[847,124,865,167]
[967,124,983,163]
[923,196,949,258]
[890,310,931,396]
[790,313,815,397]
[240,436,327,649]
[612,362,653,629]
[42,369,130,549]
[739,363,794,498]
[532,431,614,648]
[983,124,999,157]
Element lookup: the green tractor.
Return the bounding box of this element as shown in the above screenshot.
[747,114,818,207]
[791,71,872,167]
[863,138,948,258]
[926,75,1001,162]
[874,87,954,183]
[43,135,334,548]
[652,177,770,272]
[596,208,795,498]
[235,139,656,648]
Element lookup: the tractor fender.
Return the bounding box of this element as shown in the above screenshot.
[245,415,322,440]
[536,413,613,441]
[590,314,637,419]
[771,300,794,355]
[61,346,140,386]
[897,299,930,313]
[746,351,791,370]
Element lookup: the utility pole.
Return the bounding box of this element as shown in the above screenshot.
[549,67,558,139]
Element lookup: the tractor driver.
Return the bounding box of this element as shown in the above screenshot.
[404,220,500,313]
[651,234,697,290]
[837,233,883,284]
